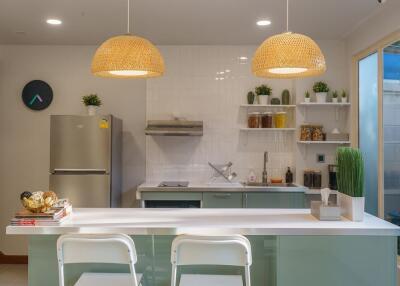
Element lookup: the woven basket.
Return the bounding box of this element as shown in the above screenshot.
[91,34,165,78]
[252,32,326,79]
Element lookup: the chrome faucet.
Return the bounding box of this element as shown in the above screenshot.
[262,151,268,185]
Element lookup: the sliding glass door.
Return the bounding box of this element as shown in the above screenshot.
[383,42,400,231]
[358,53,379,216]
[356,35,400,254]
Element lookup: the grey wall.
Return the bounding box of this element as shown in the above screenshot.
[0,45,146,254]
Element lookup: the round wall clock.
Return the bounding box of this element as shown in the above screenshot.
[22,80,53,110]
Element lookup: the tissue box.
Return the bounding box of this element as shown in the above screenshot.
[311,201,341,221]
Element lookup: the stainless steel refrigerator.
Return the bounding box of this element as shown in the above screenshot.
[49,115,122,207]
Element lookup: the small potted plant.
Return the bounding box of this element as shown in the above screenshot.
[313,81,330,103]
[255,84,272,105]
[336,147,365,221]
[304,91,311,103]
[341,90,348,103]
[247,91,256,104]
[332,90,339,103]
[82,94,102,116]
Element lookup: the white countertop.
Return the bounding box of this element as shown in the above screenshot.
[136,182,333,199]
[6,208,400,236]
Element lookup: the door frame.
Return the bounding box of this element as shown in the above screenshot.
[351,29,400,218]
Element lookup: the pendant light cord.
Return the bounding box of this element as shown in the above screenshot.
[127,0,130,34]
[286,0,289,32]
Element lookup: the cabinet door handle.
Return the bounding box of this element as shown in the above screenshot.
[213,193,232,198]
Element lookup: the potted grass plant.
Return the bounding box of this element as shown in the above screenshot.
[82,94,102,116]
[332,90,339,103]
[341,90,348,103]
[336,147,365,221]
[255,84,272,105]
[304,90,311,103]
[313,81,329,103]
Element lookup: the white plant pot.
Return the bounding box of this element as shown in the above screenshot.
[304,98,311,103]
[341,97,348,103]
[338,192,365,221]
[258,95,269,105]
[332,98,338,103]
[316,92,328,103]
[87,105,98,116]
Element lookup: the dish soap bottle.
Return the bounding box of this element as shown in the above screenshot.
[247,168,257,183]
[285,167,293,184]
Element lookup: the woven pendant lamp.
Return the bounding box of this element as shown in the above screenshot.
[252,0,326,79]
[91,0,165,78]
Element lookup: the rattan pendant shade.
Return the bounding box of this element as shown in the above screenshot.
[91,34,165,78]
[252,32,326,79]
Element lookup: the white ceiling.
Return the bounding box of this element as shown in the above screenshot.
[0,0,383,45]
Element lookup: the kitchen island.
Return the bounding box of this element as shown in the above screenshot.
[7,208,400,286]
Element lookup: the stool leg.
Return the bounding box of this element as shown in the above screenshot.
[245,265,251,286]
[171,265,177,286]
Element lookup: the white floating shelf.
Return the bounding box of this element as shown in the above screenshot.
[298,102,350,106]
[297,141,351,144]
[240,104,296,108]
[241,128,296,131]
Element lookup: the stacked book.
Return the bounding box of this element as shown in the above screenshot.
[11,202,72,226]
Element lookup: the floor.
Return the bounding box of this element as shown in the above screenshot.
[0,264,28,286]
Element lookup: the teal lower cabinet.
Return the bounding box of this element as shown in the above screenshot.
[202,192,243,208]
[28,235,397,286]
[244,192,305,208]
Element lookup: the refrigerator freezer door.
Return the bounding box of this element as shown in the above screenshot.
[50,115,111,172]
[50,174,111,207]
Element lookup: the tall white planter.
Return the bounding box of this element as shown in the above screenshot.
[87,105,98,116]
[258,95,269,105]
[316,92,328,103]
[338,192,365,221]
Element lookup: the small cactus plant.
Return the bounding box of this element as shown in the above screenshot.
[247,91,256,104]
[281,89,290,105]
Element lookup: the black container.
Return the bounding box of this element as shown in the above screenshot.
[304,170,313,188]
[328,164,338,190]
[312,171,322,189]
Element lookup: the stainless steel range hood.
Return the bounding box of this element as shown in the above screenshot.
[145,120,203,136]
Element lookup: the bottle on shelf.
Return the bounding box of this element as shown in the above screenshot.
[285,167,293,184]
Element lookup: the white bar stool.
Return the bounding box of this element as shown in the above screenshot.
[171,235,252,286]
[57,234,143,286]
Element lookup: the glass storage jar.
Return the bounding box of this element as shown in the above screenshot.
[248,112,261,128]
[300,125,313,141]
[312,125,324,141]
[261,112,273,128]
[274,112,287,128]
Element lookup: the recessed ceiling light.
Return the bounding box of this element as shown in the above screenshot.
[46,19,62,25]
[257,20,271,26]
[239,56,248,60]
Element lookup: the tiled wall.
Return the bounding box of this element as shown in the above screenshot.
[146,46,294,182]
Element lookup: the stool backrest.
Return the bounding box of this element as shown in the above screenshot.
[57,234,138,286]
[171,235,252,286]
[171,234,252,266]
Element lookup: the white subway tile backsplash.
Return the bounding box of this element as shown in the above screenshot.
[146,46,294,182]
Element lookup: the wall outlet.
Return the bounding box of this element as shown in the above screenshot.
[317,154,325,163]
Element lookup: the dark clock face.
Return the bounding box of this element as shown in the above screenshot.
[22,80,53,110]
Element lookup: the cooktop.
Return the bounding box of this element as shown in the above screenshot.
[158,181,189,187]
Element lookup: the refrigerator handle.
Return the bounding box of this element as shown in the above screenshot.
[52,169,107,174]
